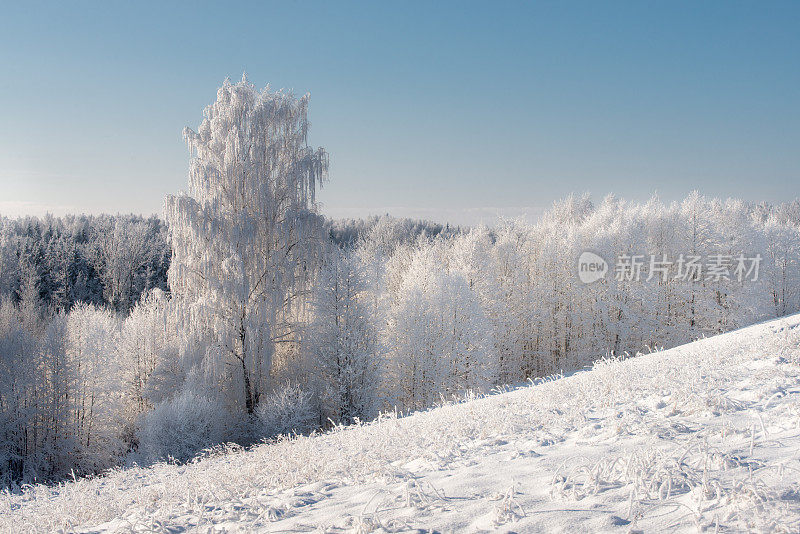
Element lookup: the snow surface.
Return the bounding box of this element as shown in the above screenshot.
[3,315,800,533]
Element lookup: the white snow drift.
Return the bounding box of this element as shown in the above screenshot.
[2,314,800,532]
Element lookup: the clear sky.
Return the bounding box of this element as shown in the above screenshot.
[1,1,798,225]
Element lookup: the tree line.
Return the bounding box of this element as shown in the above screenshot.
[0,214,170,313]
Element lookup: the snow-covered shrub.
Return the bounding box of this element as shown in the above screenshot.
[254,383,317,439]
[138,390,225,463]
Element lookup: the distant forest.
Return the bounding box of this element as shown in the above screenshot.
[0,214,454,313]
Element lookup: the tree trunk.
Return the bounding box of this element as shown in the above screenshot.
[242,358,255,415]
[238,317,255,415]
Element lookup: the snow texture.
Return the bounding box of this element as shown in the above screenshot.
[2,314,800,532]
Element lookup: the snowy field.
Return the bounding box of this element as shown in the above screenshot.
[3,315,800,533]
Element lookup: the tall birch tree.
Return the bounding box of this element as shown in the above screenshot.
[166,76,328,415]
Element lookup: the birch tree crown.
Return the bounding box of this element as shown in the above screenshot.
[166,75,328,302]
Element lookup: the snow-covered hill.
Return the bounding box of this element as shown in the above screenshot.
[3,315,800,533]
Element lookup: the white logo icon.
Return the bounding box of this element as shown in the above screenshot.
[578,251,608,284]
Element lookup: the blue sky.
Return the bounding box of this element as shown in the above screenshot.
[1,1,798,225]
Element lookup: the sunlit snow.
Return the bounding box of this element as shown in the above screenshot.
[3,314,799,532]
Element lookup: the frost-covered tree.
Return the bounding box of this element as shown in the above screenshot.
[385,245,495,411]
[0,214,169,313]
[119,288,180,424]
[93,216,165,312]
[307,246,378,425]
[66,304,128,469]
[166,76,328,415]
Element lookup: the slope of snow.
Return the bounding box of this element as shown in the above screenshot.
[3,315,800,533]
